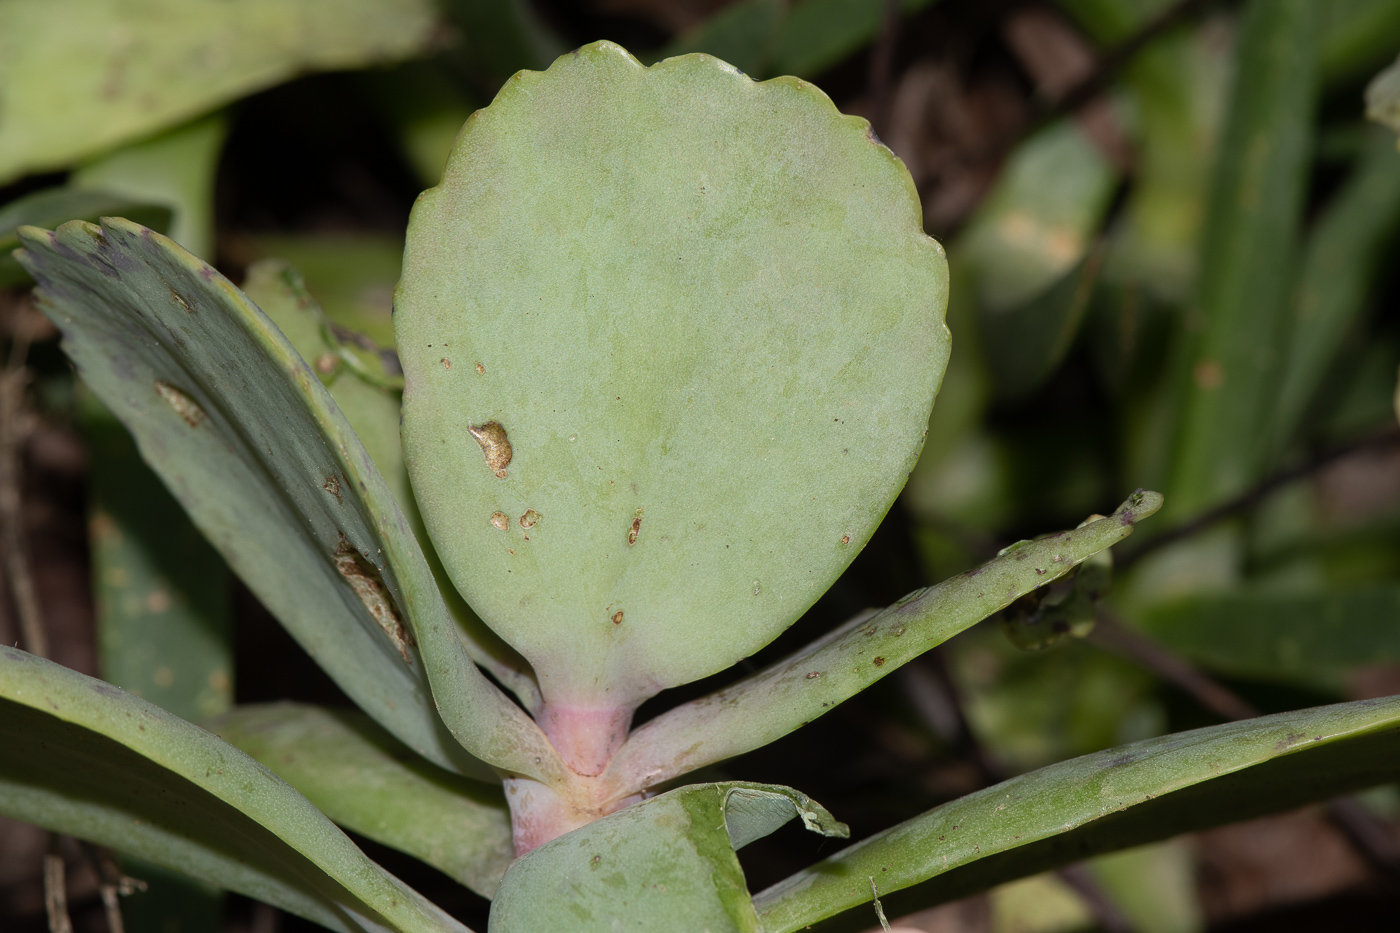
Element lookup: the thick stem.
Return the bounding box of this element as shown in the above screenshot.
[538,702,635,777]
[503,776,643,856]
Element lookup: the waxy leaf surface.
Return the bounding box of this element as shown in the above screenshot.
[755,695,1400,932]
[0,648,471,933]
[489,781,845,933]
[398,42,950,712]
[15,219,561,784]
[212,703,514,898]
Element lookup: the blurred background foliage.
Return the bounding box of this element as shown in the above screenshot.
[3,0,1400,931]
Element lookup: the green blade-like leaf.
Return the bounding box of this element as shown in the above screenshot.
[1273,127,1400,447]
[1165,0,1319,518]
[211,703,514,899]
[244,258,542,711]
[656,0,786,78]
[397,43,950,727]
[0,0,439,183]
[768,0,937,80]
[0,647,472,933]
[754,695,1400,932]
[1322,0,1400,86]
[84,396,233,722]
[15,218,563,785]
[1135,585,1400,689]
[607,492,1162,792]
[489,781,845,933]
[0,187,171,287]
[71,113,227,261]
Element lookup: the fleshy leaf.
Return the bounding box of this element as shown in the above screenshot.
[488,781,845,933]
[211,703,514,898]
[397,42,949,717]
[244,258,541,711]
[0,0,439,183]
[0,648,472,933]
[606,491,1161,792]
[15,218,563,784]
[0,187,171,287]
[754,695,1400,932]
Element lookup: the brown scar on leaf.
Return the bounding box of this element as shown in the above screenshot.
[612,610,624,625]
[520,509,540,529]
[154,380,206,427]
[334,537,415,664]
[490,512,510,531]
[468,421,512,478]
[323,474,343,502]
[475,362,485,375]
[314,353,338,374]
[441,358,451,370]
[169,289,194,313]
[628,508,643,545]
[840,534,850,545]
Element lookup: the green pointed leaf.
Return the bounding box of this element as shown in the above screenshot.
[754,695,1400,932]
[244,258,542,713]
[211,703,514,898]
[1273,127,1400,447]
[1322,0,1400,85]
[1166,0,1319,518]
[607,492,1162,792]
[0,647,472,933]
[397,42,950,722]
[84,396,233,722]
[489,781,846,933]
[72,113,227,260]
[0,0,439,183]
[657,0,786,78]
[15,218,563,784]
[768,0,936,79]
[1136,585,1400,689]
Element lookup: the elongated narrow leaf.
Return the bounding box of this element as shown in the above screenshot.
[1321,0,1400,85]
[754,695,1400,932]
[212,703,514,898]
[1136,585,1400,687]
[1166,0,1319,518]
[658,0,786,78]
[606,492,1162,792]
[0,648,471,933]
[768,0,936,79]
[244,258,541,711]
[398,43,949,737]
[16,219,563,784]
[1274,129,1400,448]
[489,781,845,933]
[0,0,439,183]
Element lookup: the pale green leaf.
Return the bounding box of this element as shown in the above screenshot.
[211,703,514,898]
[0,0,439,183]
[15,218,563,784]
[489,781,845,933]
[244,258,542,712]
[71,113,227,260]
[768,0,937,79]
[1166,0,1319,518]
[0,647,472,933]
[755,695,1400,932]
[0,187,171,287]
[397,42,949,723]
[607,492,1162,792]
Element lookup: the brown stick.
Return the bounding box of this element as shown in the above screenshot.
[0,331,46,658]
[44,836,74,933]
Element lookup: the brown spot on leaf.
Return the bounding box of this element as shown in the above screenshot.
[334,537,415,664]
[170,289,194,313]
[873,657,885,666]
[612,610,624,625]
[323,475,343,502]
[441,357,451,370]
[475,362,485,375]
[840,534,850,545]
[469,421,512,478]
[520,509,540,529]
[628,508,643,545]
[314,353,338,374]
[805,671,821,679]
[490,512,510,531]
[154,381,205,427]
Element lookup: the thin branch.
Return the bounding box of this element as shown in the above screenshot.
[82,842,145,933]
[867,0,902,139]
[44,835,73,933]
[1116,427,1400,571]
[0,331,45,658]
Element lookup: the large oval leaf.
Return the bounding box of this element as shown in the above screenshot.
[0,648,470,933]
[397,42,950,721]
